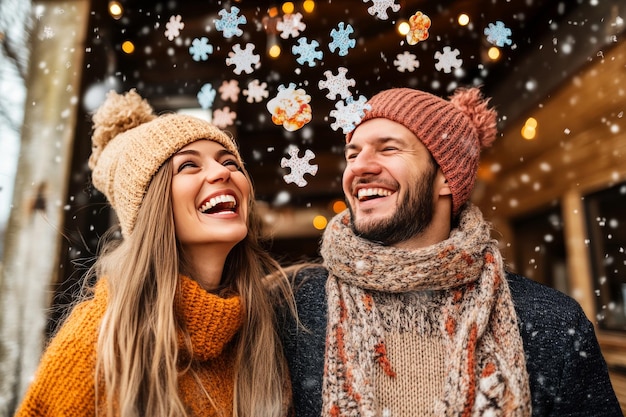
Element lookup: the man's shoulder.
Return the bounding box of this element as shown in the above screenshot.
[505,271,586,325]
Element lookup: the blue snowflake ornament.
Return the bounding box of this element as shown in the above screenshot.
[197,83,216,109]
[214,6,246,38]
[280,146,319,187]
[484,21,512,47]
[292,37,323,67]
[189,37,213,61]
[330,95,371,134]
[329,22,356,56]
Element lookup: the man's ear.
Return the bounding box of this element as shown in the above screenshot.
[436,169,451,196]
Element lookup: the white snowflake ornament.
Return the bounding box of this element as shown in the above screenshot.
[394,51,419,72]
[280,146,319,187]
[212,107,236,128]
[434,46,462,73]
[318,67,356,100]
[277,12,306,39]
[364,0,400,20]
[164,15,184,41]
[226,43,261,74]
[219,80,240,102]
[243,80,269,103]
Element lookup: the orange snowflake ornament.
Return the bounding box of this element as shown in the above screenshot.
[407,11,431,45]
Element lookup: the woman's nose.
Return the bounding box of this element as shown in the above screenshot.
[204,160,231,183]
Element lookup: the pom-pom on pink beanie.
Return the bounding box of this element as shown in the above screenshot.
[89,89,243,237]
[346,87,497,216]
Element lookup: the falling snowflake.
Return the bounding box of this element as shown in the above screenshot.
[277,12,306,39]
[164,15,184,41]
[484,21,512,47]
[40,26,55,39]
[330,95,371,134]
[219,80,240,102]
[329,22,356,56]
[267,83,312,131]
[280,146,319,187]
[212,107,237,128]
[189,37,213,61]
[214,6,246,38]
[318,67,356,100]
[292,37,323,67]
[226,43,260,75]
[394,51,419,72]
[243,80,269,103]
[434,46,462,73]
[197,83,216,110]
[406,11,431,45]
[364,0,400,20]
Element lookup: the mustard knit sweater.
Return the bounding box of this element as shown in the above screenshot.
[15,275,243,416]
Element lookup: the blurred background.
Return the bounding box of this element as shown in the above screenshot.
[1,0,625,414]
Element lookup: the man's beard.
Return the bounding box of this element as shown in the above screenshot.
[348,166,437,245]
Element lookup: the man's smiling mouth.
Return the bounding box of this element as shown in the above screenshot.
[357,187,393,202]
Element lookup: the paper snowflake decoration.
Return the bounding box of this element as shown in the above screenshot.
[280,146,319,187]
[330,95,371,134]
[219,80,240,102]
[243,80,269,103]
[434,46,462,73]
[292,37,323,67]
[318,67,356,100]
[394,51,419,72]
[212,106,237,128]
[226,43,260,75]
[197,83,216,110]
[214,6,246,38]
[329,22,356,56]
[266,83,312,131]
[164,15,184,41]
[364,0,400,20]
[189,37,213,61]
[484,21,512,47]
[277,12,306,39]
[406,11,431,45]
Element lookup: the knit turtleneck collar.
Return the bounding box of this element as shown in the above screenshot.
[175,275,243,362]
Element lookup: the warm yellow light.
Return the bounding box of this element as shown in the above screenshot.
[313,215,328,230]
[332,200,347,214]
[525,117,538,128]
[458,13,470,26]
[521,125,536,140]
[121,40,135,54]
[268,44,281,58]
[282,2,295,14]
[397,20,410,36]
[487,46,500,61]
[268,6,279,18]
[303,0,315,13]
[108,1,123,19]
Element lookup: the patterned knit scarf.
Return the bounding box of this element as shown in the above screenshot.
[320,205,531,417]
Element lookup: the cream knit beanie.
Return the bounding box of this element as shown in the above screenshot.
[89,89,242,237]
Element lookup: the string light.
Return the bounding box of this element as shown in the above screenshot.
[521,117,538,140]
[282,2,295,14]
[488,46,500,61]
[458,13,470,26]
[108,1,123,19]
[122,40,135,54]
[397,20,410,36]
[303,0,315,13]
[313,215,328,230]
[332,200,347,213]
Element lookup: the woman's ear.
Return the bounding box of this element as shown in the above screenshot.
[436,169,451,196]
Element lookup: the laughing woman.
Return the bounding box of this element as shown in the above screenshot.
[15,90,294,417]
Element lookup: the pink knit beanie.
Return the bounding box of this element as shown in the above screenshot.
[89,89,242,237]
[347,87,497,215]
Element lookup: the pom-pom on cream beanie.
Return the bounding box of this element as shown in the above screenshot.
[89,89,243,237]
[346,87,497,216]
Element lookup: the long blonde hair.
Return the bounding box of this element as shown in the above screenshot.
[93,160,294,416]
